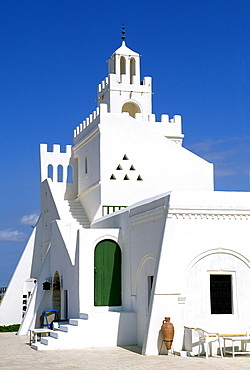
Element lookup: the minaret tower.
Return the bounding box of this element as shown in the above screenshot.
[72,30,209,224]
[97,26,152,120]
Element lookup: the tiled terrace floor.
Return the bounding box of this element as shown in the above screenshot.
[1,332,250,369]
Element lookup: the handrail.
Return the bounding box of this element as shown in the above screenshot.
[102,205,127,216]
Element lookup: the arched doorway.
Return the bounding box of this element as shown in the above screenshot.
[52,271,61,318]
[122,102,140,118]
[94,240,121,306]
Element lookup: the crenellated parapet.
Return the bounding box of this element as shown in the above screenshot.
[73,106,102,139]
[40,144,73,183]
[73,102,184,146]
[98,77,109,95]
[135,113,184,144]
[97,75,152,102]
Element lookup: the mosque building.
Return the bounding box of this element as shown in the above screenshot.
[1,31,250,355]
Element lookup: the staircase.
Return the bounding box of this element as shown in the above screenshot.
[67,200,90,228]
[32,317,88,351]
[31,311,136,351]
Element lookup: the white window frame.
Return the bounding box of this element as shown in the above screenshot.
[207,270,238,316]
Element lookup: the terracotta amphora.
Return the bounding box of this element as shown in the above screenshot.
[161,317,174,350]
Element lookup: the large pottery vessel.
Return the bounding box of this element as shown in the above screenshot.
[161,317,174,350]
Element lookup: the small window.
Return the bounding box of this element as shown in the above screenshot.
[85,156,88,175]
[67,165,73,183]
[122,154,129,160]
[124,175,130,180]
[210,274,232,314]
[48,164,53,180]
[110,174,116,180]
[116,165,123,170]
[148,275,154,306]
[129,165,135,170]
[57,165,63,182]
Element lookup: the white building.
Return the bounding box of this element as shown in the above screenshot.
[1,38,250,355]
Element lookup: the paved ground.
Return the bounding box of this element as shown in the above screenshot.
[1,332,250,369]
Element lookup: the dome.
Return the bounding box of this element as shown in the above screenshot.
[111,41,139,57]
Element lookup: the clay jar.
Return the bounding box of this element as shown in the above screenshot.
[161,317,174,350]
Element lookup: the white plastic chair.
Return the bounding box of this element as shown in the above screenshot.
[194,328,223,358]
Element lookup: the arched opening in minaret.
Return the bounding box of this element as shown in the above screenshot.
[130,58,136,84]
[120,56,126,75]
[122,102,140,118]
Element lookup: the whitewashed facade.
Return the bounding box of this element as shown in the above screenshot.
[1,40,250,355]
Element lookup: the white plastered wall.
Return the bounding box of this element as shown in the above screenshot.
[143,190,250,355]
[99,113,213,217]
[0,228,37,325]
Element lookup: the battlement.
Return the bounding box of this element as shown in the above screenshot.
[73,105,102,139]
[98,76,109,94]
[134,113,184,144]
[40,144,72,155]
[40,143,73,183]
[97,75,152,99]
[73,105,183,145]
[134,113,181,125]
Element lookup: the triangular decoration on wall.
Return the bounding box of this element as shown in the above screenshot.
[110,155,142,181]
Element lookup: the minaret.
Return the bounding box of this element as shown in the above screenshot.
[97,26,152,120]
[73,31,200,224]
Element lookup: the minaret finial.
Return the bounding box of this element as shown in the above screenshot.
[121,24,126,42]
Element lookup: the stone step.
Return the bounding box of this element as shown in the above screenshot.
[67,200,90,228]
[59,325,69,333]
[31,343,55,351]
[32,312,136,351]
[69,319,79,326]
[41,336,58,346]
[79,313,89,320]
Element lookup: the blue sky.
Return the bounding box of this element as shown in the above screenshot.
[0,0,249,286]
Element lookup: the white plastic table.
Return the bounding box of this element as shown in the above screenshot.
[29,328,52,345]
[222,336,250,357]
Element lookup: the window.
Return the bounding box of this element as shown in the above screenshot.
[148,275,154,306]
[67,165,73,183]
[120,56,126,75]
[57,165,63,182]
[48,164,53,180]
[84,156,88,175]
[210,274,232,314]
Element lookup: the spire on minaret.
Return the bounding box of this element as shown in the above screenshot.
[121,24,126,42]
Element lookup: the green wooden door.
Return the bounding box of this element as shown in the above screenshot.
[94,240,121,306]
